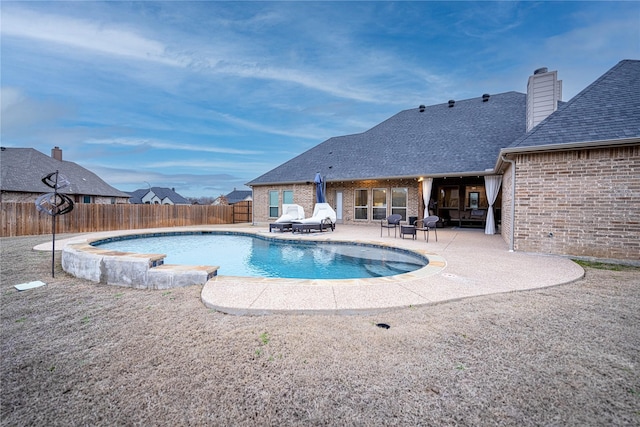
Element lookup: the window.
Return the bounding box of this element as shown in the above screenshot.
[83,195,91,204]
[283,190,294,205]
[372,188,387,220]
[354,189,368,220]
[269,191,279,217]
[391,188,408,220]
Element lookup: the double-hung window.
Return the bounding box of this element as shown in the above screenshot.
[372,188,387,220]
[354,189,368,220]
[283,190,294,205]
[391,188,408,221]
[269,191,279,217]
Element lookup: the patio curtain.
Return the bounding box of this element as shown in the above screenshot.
[484,175,502,234]
[422,178,433,218]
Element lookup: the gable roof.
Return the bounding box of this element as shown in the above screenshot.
[225,189,252,204]
[508,60,640,150]
[127,187,191,204]
[127,189,149,204]
[0,147,129,198]
[248,91,526,186]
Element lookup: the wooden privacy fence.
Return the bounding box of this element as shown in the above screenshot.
[232,200,252,224]
[1,202,252,237]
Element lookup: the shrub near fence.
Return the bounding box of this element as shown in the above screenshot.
[1,202,240,237]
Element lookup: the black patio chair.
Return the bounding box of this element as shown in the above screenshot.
[381,214,403,237]
[415,215,439,242]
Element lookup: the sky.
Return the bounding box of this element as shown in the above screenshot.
[1,1,638,199]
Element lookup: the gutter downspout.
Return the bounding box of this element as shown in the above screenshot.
[501,156,516,252]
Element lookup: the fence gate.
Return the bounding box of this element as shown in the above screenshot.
[232,201,252,223]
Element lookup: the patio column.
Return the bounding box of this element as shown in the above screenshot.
[484,175,502,234]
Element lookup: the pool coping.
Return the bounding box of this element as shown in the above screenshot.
[44,224,585,315]
[60,228,444,292]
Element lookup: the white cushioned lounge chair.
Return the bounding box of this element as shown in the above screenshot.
[269,204,306,232]
[275,204,306,223]
[291,203,337,232]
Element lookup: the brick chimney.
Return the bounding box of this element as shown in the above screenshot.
[526,67,562,132]
[51,146,62,161]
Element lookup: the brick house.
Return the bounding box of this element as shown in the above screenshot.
[248,60,639,263]
[498,60,639,261]
[1,146,130,204]
[128,187,191,205]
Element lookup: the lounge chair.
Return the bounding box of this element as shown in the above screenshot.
[414,215,439,242]
[269,204,305,232]
[292,203,336,233]
[381,214,402,237]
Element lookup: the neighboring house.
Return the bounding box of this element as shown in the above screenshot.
[213,188,253,205]
[248,60,640,263]
[127,187,191,205]
[0,146,130,204]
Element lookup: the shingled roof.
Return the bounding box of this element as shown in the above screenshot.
[248,91,526,185]
[225,189,252,204]
[0,147,129,197]
[127,187,191,205]
[508,59,640,149]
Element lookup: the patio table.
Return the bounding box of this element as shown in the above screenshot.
[400,225,416,240]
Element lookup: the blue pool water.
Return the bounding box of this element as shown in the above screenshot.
[92,233,427,279]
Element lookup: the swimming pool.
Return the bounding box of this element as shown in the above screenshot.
[92,232,427,279]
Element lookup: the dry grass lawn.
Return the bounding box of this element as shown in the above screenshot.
[1,234,639,426]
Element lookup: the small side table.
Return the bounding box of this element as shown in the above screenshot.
[400,225,416,240]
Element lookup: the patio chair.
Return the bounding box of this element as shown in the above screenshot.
[381,214,402,237]
[275,204,305,223]
[269,204,305,232]
[292,203,337,232]
[415,215,439,242]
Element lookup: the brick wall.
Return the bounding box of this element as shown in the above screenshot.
[500,163,515,248]
[506,145,640,262]
[252,178,422,225]
[252,183,315,223]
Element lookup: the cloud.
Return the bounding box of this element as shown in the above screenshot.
[84,137,263,155]
[454,2,526,39]
[0,5,447,107]
[142,160,269,174]
[215,62,384,104]
[1,8,182,67]
[208,111,330,140]
[0,87,71,137]
[85,163,252,197]
[544,15,639,59]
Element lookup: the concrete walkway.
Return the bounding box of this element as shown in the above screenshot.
[39,224,585,315]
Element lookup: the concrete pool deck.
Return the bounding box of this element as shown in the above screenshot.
[35,224,585,315]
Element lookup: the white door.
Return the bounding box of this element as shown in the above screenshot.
[335,191,343,223]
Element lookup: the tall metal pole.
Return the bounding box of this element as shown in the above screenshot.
[51,170,59,277]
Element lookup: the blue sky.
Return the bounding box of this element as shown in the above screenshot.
[2,1,638,198]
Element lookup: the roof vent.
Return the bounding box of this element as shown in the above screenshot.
[533,67,548,75]
[482,93,490,102]
[419,105,425,112]
[448,100,455,108]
